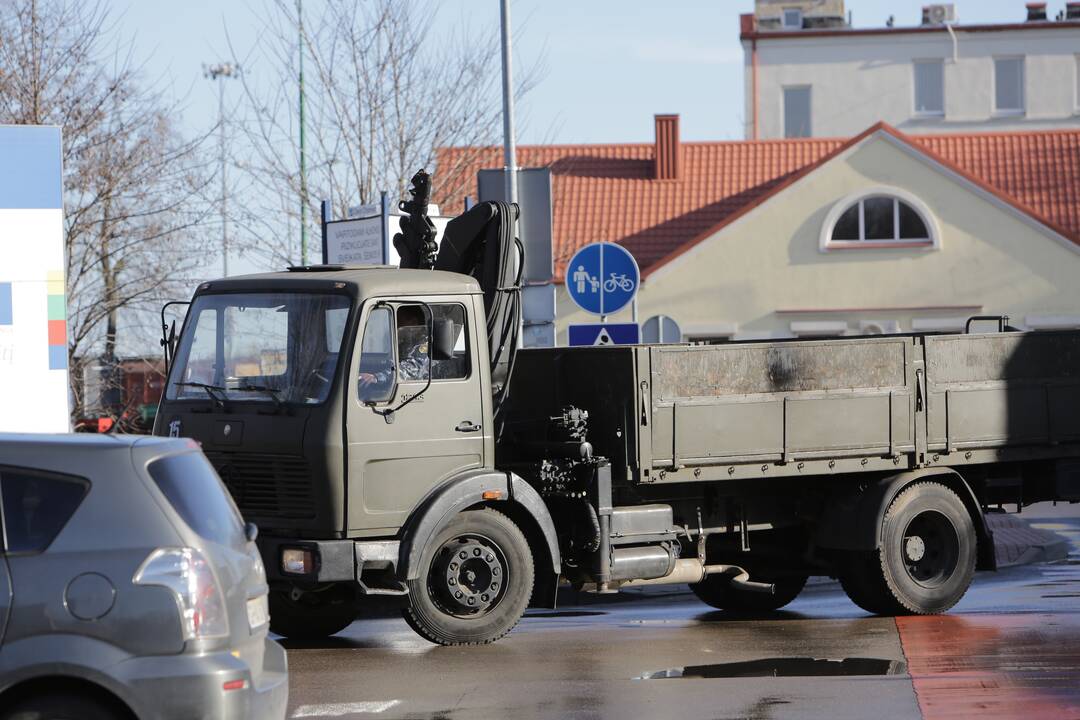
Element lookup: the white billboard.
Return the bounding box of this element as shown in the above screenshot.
[0,125,69,432]
[323,204,453,268]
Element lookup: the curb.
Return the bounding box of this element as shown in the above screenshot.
[985,511,1071,568]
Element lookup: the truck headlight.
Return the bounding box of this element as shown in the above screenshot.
[281,547,315,575]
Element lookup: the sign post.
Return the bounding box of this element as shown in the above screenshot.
[566,242,641,346]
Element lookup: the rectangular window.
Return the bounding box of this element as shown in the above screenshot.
[782,8,802,29]
[914,60,944,115]
[783,86,812,138]
[166,292,352,406]
[994,57,1025,113]
[396,304,469,382]
[1,467,89,553]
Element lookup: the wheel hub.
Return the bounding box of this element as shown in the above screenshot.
[433,538,505,615]
[904,535,926,562]
[900,510,960,588]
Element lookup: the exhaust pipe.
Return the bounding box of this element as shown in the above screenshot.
[619,559,775,594]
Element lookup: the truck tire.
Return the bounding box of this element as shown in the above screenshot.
[403,508,533,646]
[690,572,808,612]
[269,589,356,640]
[840,481,976,615]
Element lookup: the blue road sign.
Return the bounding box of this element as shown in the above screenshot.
[568,323,641,347]
[566,242,640,315]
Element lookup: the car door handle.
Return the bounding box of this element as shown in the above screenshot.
[455,421,482,433]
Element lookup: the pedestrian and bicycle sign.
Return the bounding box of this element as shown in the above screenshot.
[568,323,641,347]
[566,242,640,316]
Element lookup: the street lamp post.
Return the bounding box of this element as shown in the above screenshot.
[499,0,517,205]
[203,62,240,277]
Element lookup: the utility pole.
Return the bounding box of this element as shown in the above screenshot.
[500,0,517,205]
[298,0,309,265]
[203,62,240,276]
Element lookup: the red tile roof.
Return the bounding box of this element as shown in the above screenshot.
[434,124,1080,282]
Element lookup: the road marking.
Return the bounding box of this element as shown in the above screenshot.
[292,700,401,717]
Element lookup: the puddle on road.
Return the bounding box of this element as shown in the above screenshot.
[636,657,907,680]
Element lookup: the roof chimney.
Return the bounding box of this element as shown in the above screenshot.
[1026,2,1047,21]
[654,114,681,181]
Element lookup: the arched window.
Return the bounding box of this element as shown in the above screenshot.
[820,188,939,251]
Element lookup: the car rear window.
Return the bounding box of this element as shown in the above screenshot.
[0,468,89,553]
[148,453,245,547]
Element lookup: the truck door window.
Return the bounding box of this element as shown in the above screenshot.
[396,304,469,382]
[358,306,396,403]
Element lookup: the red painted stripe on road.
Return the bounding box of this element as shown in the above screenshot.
[896,614,1080,719]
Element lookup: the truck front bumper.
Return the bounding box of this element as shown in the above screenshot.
[258,537,404,594]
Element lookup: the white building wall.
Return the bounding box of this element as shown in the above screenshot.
[552,131,1080,344]
[744,26,1080,139]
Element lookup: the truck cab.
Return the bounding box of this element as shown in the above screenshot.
[155,266,560,645]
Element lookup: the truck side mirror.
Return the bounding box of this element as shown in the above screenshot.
[432,319,455,361]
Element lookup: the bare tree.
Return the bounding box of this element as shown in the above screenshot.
[230,0,542,267]
[0,0,216,423]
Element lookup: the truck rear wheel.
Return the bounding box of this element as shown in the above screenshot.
[691,572,808,613]
[269,588,356,640]
[403,508,533,646]
[840,481,976,615]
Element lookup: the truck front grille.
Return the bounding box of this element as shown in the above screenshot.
[203,451,316,520]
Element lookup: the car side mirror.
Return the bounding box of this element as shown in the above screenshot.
[432,319,455,361]
[245,521,259,543]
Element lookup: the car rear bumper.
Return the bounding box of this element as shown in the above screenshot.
[111,636,288,720]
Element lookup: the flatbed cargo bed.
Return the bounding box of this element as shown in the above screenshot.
[503,330,1080,485]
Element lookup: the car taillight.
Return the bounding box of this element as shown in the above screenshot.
[134,548,229,640]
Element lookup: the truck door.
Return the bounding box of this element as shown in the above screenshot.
[345,297,487,533]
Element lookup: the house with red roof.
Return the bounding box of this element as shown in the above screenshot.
[434,115,1080,343]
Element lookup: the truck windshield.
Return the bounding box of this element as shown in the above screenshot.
[166,292,351,405]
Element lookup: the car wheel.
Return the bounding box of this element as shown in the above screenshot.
[269,588,356,640]
[840,481,976,615]
[403,508,533,646]
[3,693,125,720]
[691,572,808,612]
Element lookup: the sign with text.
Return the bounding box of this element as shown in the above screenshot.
[0,125,70,432]
[325,216,386,265]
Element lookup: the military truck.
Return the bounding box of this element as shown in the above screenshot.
[154,183,1080,646]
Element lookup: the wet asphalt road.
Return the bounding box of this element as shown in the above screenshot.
[281,504,1080,720]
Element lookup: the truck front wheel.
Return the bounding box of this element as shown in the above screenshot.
[403,508,534,646]
[840,481,976,615]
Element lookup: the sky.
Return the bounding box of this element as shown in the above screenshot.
[97,0,1053,352]
[112,0,1044,147]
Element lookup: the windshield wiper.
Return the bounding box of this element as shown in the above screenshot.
[175,381,229,410]
[235,383,285,413]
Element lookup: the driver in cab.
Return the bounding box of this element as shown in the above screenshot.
[359,306,430,391]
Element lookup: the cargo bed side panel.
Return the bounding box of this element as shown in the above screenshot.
[650,338,915,468]
[924,331,1080,452]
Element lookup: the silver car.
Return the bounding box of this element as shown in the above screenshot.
[0,434,287,719]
